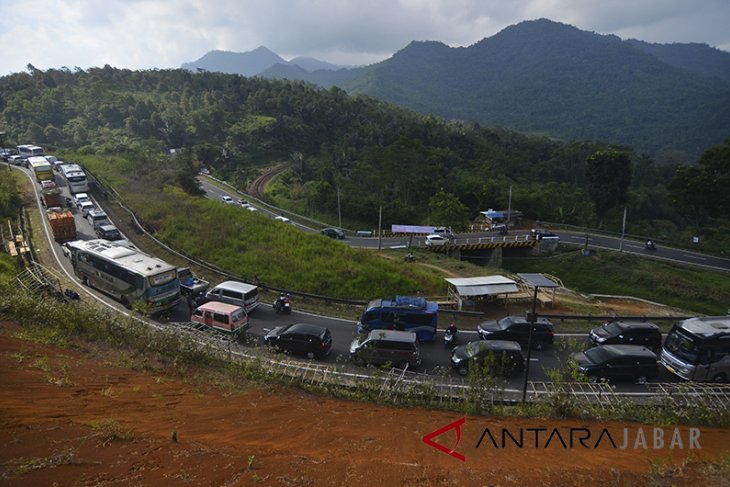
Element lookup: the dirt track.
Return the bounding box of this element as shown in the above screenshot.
[1,323,729,487]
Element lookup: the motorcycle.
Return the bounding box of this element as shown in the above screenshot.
[273,296,292,314]
[443,328,458,348]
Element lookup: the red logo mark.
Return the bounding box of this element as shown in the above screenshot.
[422,416,467,462]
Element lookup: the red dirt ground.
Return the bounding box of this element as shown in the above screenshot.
[1,323,729,487]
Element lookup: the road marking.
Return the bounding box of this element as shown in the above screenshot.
[529,358,539,361]
[682,254,707,261]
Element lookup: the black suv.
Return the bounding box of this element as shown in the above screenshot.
[95,224,121,241]
[450,340,525,377]
[321,227,345,239]
[477,316,555,350]
[589,320,662,350]
[264,323,332,359]
[572,345,660,383]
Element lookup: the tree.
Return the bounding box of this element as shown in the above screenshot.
[585,150,633,228]
[669,139,730,221]
[428,190,470,229]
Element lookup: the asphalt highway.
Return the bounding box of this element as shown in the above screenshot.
[18,166,699,394]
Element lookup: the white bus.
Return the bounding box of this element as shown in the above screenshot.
[27,156,54,182]
[17,144,45,158]
[63,239,181,313]
[661,316,730,383]
[59,163,89,193]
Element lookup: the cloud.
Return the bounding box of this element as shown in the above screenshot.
[0,0,728,75]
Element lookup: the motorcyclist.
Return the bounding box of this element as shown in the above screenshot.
[274,293,287,310]
[446,322,458,336]
[646,240,656,250]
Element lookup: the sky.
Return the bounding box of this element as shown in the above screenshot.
[2,0,730,76]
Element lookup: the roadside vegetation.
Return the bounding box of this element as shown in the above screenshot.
[66,152,449,299]
[1,166,729,432]
[2,280,729,429]
[503,248,730,316]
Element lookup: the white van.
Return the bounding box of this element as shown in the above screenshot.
[204,280,260,313]
[87,209,110,229]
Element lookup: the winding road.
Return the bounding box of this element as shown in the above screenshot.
[14,162,729,396]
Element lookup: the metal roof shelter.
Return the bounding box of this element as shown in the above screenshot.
[445,276,518,309]
[516,273,560,307]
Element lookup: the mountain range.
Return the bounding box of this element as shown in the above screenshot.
[182,19,730,162]
[181,46,348,76]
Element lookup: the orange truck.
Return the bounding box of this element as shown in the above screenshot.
[47,210,76,242]
[41,188,64,208]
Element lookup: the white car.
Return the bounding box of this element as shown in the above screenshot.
[222,195,234,204]
[425,234,448,246]
[78,200,96,217]
[246,206,257,212]
[73,192,90,207]
[274,215,291,223]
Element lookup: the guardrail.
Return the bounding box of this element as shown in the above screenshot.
[86,168,371,307]
[534,219,729,259]
[540,314,693,322]
[166,319,730,409]
[13,162,730,414]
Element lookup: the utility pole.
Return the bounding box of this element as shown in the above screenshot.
[337,187,342,230]
[377,204,383,250]
[506,185,512,228]
[619,207,627,252]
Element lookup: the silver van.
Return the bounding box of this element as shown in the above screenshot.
[87,209,110,229]
[350,330,422,369]
[204,280,260,313]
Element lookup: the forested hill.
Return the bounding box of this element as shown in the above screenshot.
[264,19,730,164]
[0,66,618,226]
[0,66,726,245]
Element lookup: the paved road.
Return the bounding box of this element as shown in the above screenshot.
[200,178,730,272]
[17,165,686,393]
[557,231,730,272]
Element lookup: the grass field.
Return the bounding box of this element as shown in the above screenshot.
[56,153,730,315]
[503,247,730,315]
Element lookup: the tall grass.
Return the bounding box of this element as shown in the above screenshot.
[503,249,730,315]
[73,154,448,299]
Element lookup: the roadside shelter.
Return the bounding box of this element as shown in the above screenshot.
[445,276,519,310]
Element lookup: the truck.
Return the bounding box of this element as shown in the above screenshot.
[177,267,210,299]
[41,188,65,208]
[28,156,54,182]
[47,210,76,242]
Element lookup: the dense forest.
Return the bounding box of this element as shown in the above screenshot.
[262,19,730,163]
[0,66,728,252]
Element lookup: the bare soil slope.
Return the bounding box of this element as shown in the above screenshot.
[1,324,729,487]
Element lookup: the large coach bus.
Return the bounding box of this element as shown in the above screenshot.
[59,163,89,193]
[63,239,181,313]
[661,316,730,383]
[17,144,45,158]
[357,295,439,341]
[27,156,54,182]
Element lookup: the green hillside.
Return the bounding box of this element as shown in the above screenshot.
[1,66,728,253]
